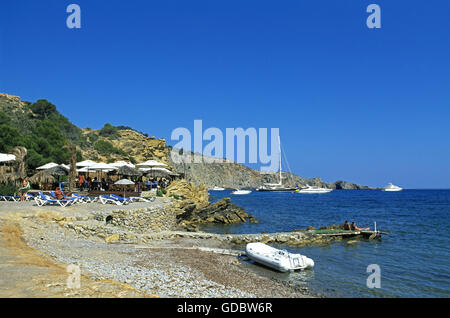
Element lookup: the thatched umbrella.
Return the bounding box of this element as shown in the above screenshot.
[29,170,57,185]
[46,165,70,176]
[145,167,173,178]
[0,173,17,184]
[117,165,142,177]
[44,165,70,188]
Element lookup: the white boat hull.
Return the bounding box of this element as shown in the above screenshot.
[245,243,314,272]
[211,187,225,191]
[232,190,252,195]
[383,183,402,191]
[297,187,333,194]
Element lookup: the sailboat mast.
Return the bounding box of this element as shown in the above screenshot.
[278,135,282,185]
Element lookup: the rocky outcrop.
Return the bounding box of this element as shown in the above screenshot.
[80,129,170,164]
[176,198,258,231]
[166,179,209,203]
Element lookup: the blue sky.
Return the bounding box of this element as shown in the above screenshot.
[1,0,449,188]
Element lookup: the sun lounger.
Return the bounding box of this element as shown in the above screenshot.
[99,194,131,205]
[50,191,80,204]
[34,192,74,207]
[1,195,21,202]
[128,196,156,203]
[72,193,98,203]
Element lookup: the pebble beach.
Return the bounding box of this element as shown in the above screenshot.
[0,199,313,298]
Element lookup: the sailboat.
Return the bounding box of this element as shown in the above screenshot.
[256,136,297,192]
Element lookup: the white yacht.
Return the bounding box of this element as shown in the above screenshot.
[211,186,225,191]
[296,185,333,194]
[383,183,403,192]
[231,189,252,195]
[256,136,297,192]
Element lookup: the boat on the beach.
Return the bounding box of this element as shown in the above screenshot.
[211,186,225,191]
[382,183,402,192]
[296,185,333,194]
[231,189,252,195]
[245,242,314,272]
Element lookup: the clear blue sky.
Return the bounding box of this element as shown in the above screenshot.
[1,0,449,188]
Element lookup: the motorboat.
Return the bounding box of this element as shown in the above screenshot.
[231,189,252,195]
[383,183,402,192]
[245,242,314,272]
[296,185,333,194]
[211,186,225,191]
[256,136,297,192]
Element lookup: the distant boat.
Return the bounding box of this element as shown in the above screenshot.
[256,136,297,192]
[231,189,252,195]
[296,185,333,194]
[245,242,314,272]
[383,183,403,192]
[211,186,225,191]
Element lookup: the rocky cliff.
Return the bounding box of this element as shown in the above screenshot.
[169,152,375,190]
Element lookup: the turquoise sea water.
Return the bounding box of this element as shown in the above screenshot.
[203,189,450,297]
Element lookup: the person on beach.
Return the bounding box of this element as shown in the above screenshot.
[18,177,31,201]
[351,222,370,231]
[54,187,64,200]
[343,220,351,230]
[78,174,85,191]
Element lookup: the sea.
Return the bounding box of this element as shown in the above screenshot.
[203,189,450,298]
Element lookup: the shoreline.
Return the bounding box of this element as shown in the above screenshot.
[0,200,316,298]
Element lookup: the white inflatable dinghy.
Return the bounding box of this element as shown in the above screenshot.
[245,242,314,272]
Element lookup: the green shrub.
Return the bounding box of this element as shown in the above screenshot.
[0,182,18,196]
[156,189,164,197]
[94,140,127,156]
[99,123,119,139]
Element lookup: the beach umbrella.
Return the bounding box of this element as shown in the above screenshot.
[89,162,117,171]
[89,162,118,186]
[45,165,70,176]
[117,165,142,177]
[114,178,135,197]
[136,160,168,178]
[111,161,135,169]
[136,160,167,168]
[29,170,56,185]
[36,162,59,170]
[144,167,174,178]
[0,153,16,163]
[75,160,97,179]
[0,173,16,184]
[76,160,97,167]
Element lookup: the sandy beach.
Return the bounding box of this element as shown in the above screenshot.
[0,199,313,298]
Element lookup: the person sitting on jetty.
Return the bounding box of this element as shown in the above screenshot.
[351,222,370,231]
[343,220,351,231]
